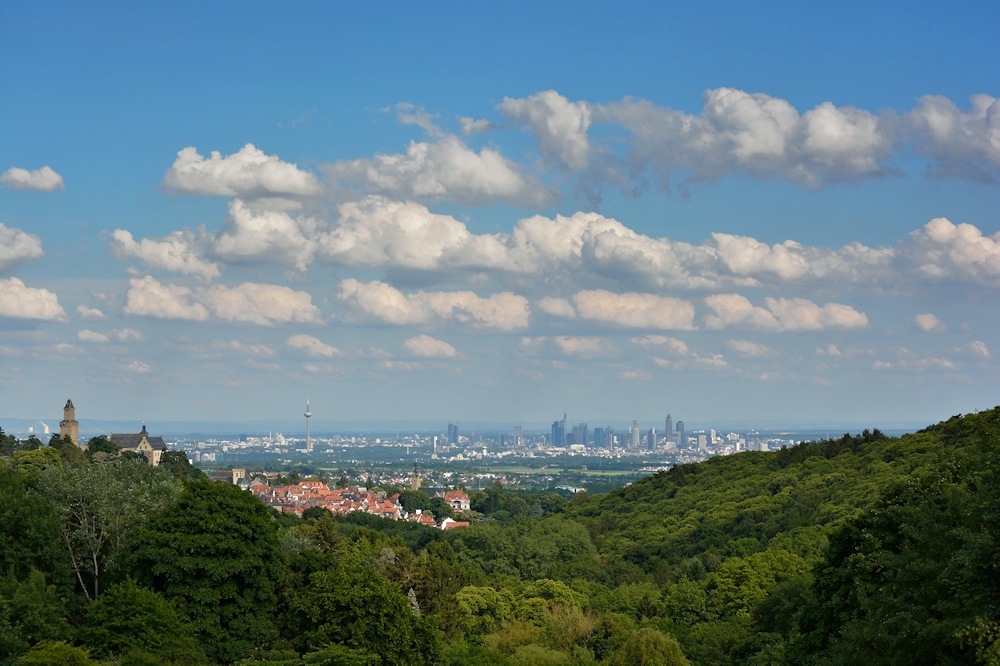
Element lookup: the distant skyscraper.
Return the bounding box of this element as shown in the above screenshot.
[579,423,588,447]
[304,399,312,453]
[631,420,640,449]
[551,414,566,446]
[607,426,615,449]
[513,425,522,447]
[677,420,686,448]
[648,427,657,450]
[594,427,606,448]
[665,414,673,443]
[447,423,458,445]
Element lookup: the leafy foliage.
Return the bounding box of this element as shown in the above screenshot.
[0,570,71,662]
[38,462,179,600]
[80,578,205,663]
[129,480,285,663]
[2,409,1000,665]
[0,469,70,591]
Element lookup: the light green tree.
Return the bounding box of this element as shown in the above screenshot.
[38,461,179,600]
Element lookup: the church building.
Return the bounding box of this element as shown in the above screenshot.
[110,424,167,466]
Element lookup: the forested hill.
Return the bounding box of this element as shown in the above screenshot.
[558,407,1000,664]
[2,408,999,666]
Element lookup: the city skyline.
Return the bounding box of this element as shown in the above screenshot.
[2,2,998,425]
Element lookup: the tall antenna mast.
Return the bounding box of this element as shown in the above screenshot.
[304,399,313,453]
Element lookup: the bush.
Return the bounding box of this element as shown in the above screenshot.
[15,641,96,665]
[617,627,689,666]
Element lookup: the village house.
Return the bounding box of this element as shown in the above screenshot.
[444,489,471,513]
[211,468,249,488]
[440,517,470,530]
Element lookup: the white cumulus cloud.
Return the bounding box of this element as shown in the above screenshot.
[953,341,990,359]
[704,294,868,331]
[123,276,210,321]
[75,305,107,321]
[337,279,530,331]
[164,144,323,197]
[402,334,457,358]
[124,276,322,325]
[906,94,1000,182]
[80,327,145,343]
[914,313,947,332]
[332,135,557,207]
[907,217,1000,286]
[0,278,67,321]
[520,335,615,358]
[630,335,690,355]
[552,335,614,357]
[214,199,317,271]
[0,224,44,272]
[499,90,592,170]
[725,339,778,357]
[199,283,323,326]
[573,290,696,330]
[0,166,64,191]
[596,87,893,188]
[459,117,495,136]
[110,229,220,280]
[77,330,109,343]
[286,334,339,357]
[318,197,509,271]
[536,297,577,318]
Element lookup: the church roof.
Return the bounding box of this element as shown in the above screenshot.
[109,427,167,450]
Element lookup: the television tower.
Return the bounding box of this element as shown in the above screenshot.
[304,399,313,453]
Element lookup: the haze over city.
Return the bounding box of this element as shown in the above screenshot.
[2,1,998,429]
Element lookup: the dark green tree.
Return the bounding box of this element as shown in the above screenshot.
[48,435,89,469]
[20,436,42,452]
[286,548,440,666]
[427,497,454,521]
[129,480,285,663]
[158,451,205,481]
[302,506,332,522]
[0,570,72,661]
[412,541,463,637]
[0,469,70,590]
[398,490,431,514]
[80,578,206,663]
[0,428,16,458]
[85,435,119,455]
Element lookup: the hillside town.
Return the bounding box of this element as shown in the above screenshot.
[246,476,471,530]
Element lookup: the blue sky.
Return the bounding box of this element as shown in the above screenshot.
[2,1,998,427]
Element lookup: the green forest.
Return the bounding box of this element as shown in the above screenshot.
[2,407,1000,665]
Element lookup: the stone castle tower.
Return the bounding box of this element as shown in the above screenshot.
[60,399,79,446]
